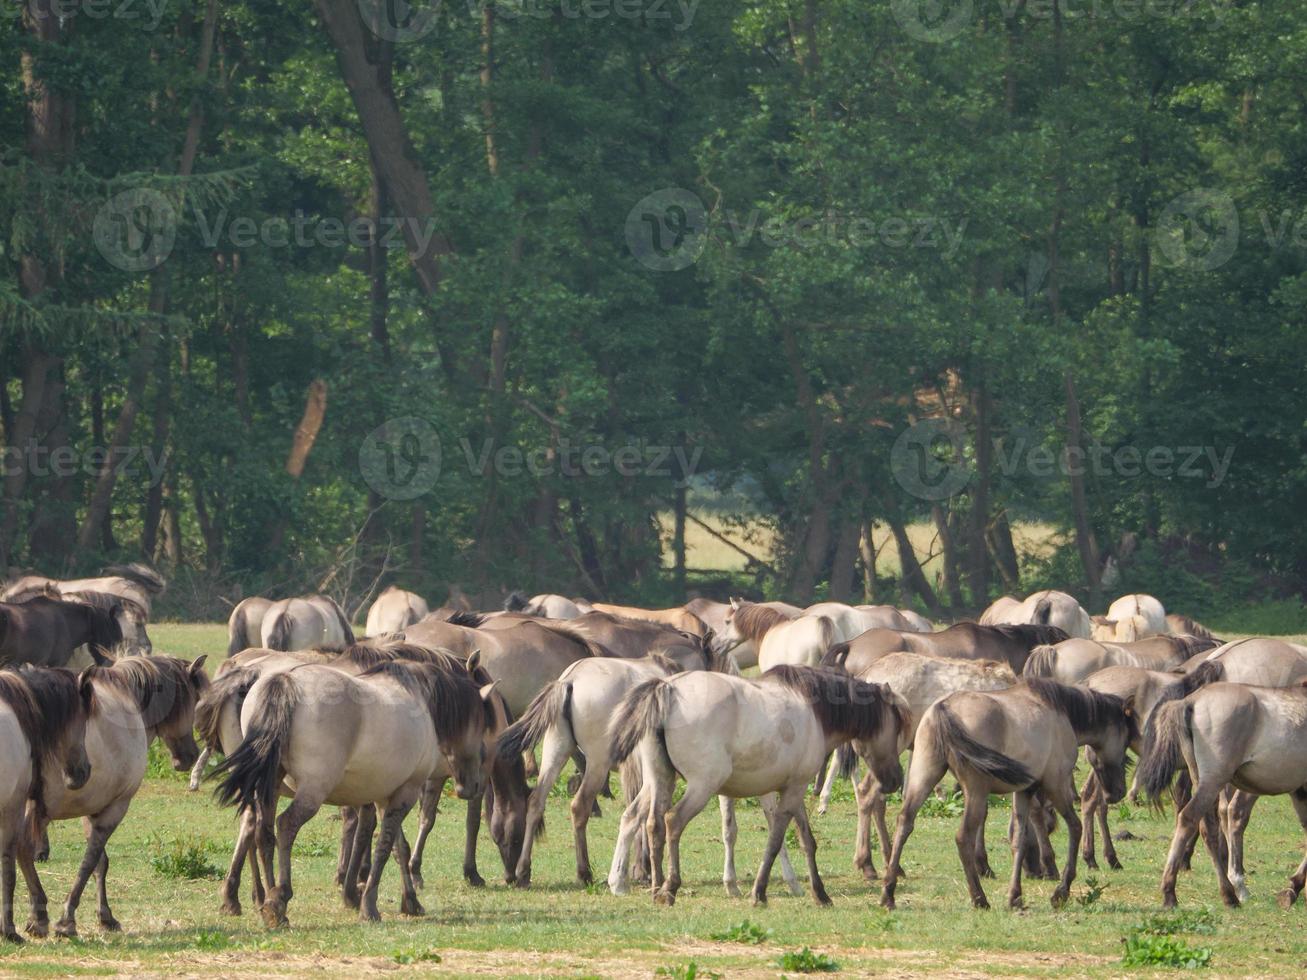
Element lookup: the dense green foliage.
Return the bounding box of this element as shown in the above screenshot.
[3,2,1305,617]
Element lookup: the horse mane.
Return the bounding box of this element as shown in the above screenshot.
[731,603,790,643]
[1158,633,1221,660]
[2,583,60,603]
[1025,677,1134,739]
[333,641,461,671]
[646,652,683,675]
[446,610,486,628]
[989,623,1071,647]
[360,660,491,742]
[503,591,531,613]
[524,619,615,658]
[89,655,201,730]
[1150,658,1224,713]
[763,664,908,742]
[63,589,140,618]
[195,666,259,749]
[2,667,88,828]
[104,562,166,594]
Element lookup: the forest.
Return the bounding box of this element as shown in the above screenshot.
[2,1,1305,623]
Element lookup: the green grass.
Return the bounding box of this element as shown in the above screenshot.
[8,622,1304,976]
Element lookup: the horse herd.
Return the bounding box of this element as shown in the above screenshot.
[2,572,1307,945]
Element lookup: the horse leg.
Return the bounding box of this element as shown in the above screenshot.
[792,799,831,906]
[973,794,994,879]
[1227,791,1257,902]
[263,794,321,929]
[188,745,211,791]
[1044,778,1083,908]
[409,778,442,890]
[2,845,20,943]
[655,781,715,906]
[517,727,572,887]
[750,800,793,907]
[760,792,801,896]
[1162,778,1231,909]
[569,740,610,887]
[16,839,49,937]
[335,806,358,889]
[462,790,486,888]
[816,751,841,815]
[1276,790,1307,909]
[719,797,740,898]
[881,736,948,910]
[1033,797,1058,879]
[644,753,675,899]
[1172,773,1196,871]
[391,826,424,917]
[53,802,127,937]
[853,769,880,881]
[1079,772,1099,870]
[341,805,376,910]
[1097,776,1121,870]
[606,785,647,896]
[360,798,417,922]
[92,851,117,931]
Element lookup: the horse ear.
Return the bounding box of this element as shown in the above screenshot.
[190,655,208,678]
[729,597,740,610]
[77,667,96,711]
[1122,694,1137,718]
[479,680,499,701]
[466,649,482,673]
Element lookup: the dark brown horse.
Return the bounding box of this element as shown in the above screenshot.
[823,622,1069,676]
[0,595,123,668]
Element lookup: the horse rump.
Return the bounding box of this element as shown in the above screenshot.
[608,678,672,764]
[213,672,298,812]
[934,703,1033,787]
[1137,699,1193,805]
[497,681,572,760]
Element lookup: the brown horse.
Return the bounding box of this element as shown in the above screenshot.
[0,595,123,668]
[823,622,1070,676]
[1024,634,1218,684]
[588,603,710,637]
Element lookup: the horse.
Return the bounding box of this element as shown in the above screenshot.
[822,621,1069,676]
[985,590,1092,639]
[503,593,589,619]
[0,594,123,668]
[213,658,497,928]
[0,666,95,943]
[889,608,934,633]
[607,665,909,907]
[514,611,701,662]
[1138,680,1307,909]
[588,603,710,638]
[819,653,1018,877]
[978,595,1021,625]
[1102,593,1167,640]
[684,598,802,669]
[497,648,740,890]
[30,656,207,938]
[1,563,165,616]
[364,586,429,637]
[1165,613,1215,640]
[260,595,354,652]
[1024,635,1218,685]
[720,601,836,671]
[880,679,1136,911]
[805,602,911,639]
[227,597,273,657]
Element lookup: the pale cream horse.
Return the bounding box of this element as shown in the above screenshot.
[364,586,429,637]
[720,600,836,671]
[1092,593,1167,642]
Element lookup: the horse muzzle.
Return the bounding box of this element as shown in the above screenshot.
[64,763,92,791]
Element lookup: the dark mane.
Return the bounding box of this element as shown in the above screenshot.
[445,610,486,628]
[64,589,143,620]
[360,660,491,742]
[104,562,166,593]
[1158,633,1221,660]
[1150,658,1224,713]
[645,651,683,675]
[503,591,531,613]
[989,624,1071,647]
[1,667,88,825]
[731,603,791,643]
[333,641,461,672]
[1025,677,1134,738]
[195,666,259,748]
[90,655,202,730]
[763,664,908,741]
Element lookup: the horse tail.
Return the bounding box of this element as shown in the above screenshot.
[227,606,249,658]
[1138,699,1194,805]
[1032,595,1053,626]
[195,665,259,752]
[1023,644,1059,678]
[821,641,851,669]
[106,562,166,594]
[213,672,298,813]
[1153,658,1223,712]
[265,611,292,651]
[609,678,672,764]
[504,590,530,613]
[934,702,1033,786]
[323,596,356,647]
[497,681,571,761]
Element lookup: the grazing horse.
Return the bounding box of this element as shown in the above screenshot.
[1100,593,1167,641]
[986,590,1092,639]
[0,667,95,943]
[607,665,908,907]
[227,597,273,657]
[1139,680,1307,909]
[822,653,1019,876]
[260,595,354,652]
[2,563,165,616]
[364,586,429,637]
[1024,635,1218,685]
[880,679,1135,911]
[32,656,207,938]
[0,595,123,668]
[720,601,836,671]
[503,593,589,619]
[684,599,802,669]
[497,648,739,890]
[214,659,496,928]
[588,603,710,638]
[822,621,1069,676]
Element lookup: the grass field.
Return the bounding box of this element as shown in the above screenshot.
[5,623,1307,977]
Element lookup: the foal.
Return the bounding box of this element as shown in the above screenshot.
[609,664,908,907]
[881,679,1135,911]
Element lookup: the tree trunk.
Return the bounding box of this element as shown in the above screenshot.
[886,511,940,613]
[141,338,173,558]
[673,481,688,598]
[966,381,992,604]
[859,519,878,603]
[988,508,1021,589]
[931,503,964,609]
[1064,372,1102,601]
[828,508,861,603]
[266,380,328,555]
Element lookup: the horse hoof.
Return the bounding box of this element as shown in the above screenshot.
[400,897,425,917]
[577,869,593,887]
[654,889,675,907]
[1277,888,1297,910]
[99,916,122,933]
[1161,895,1178,910]
[1108,858,1124,871]
[35,849,49,863]
[341,890,361,911]
[814,892,833,907]
[360,909,382,924]
[260,904,288,929]
[751,893,767,907]
[514,874,532,890]
[465,872,486,888]
[1050,889,1068,909]
[1222,893,1241,909]
[816,804,828,816]
[27,919,50,939]
[410,873,425,892]
[880,897,896,911]
[3,929,24,945]
[1084,857,1098,871]
[973,897,991,911]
